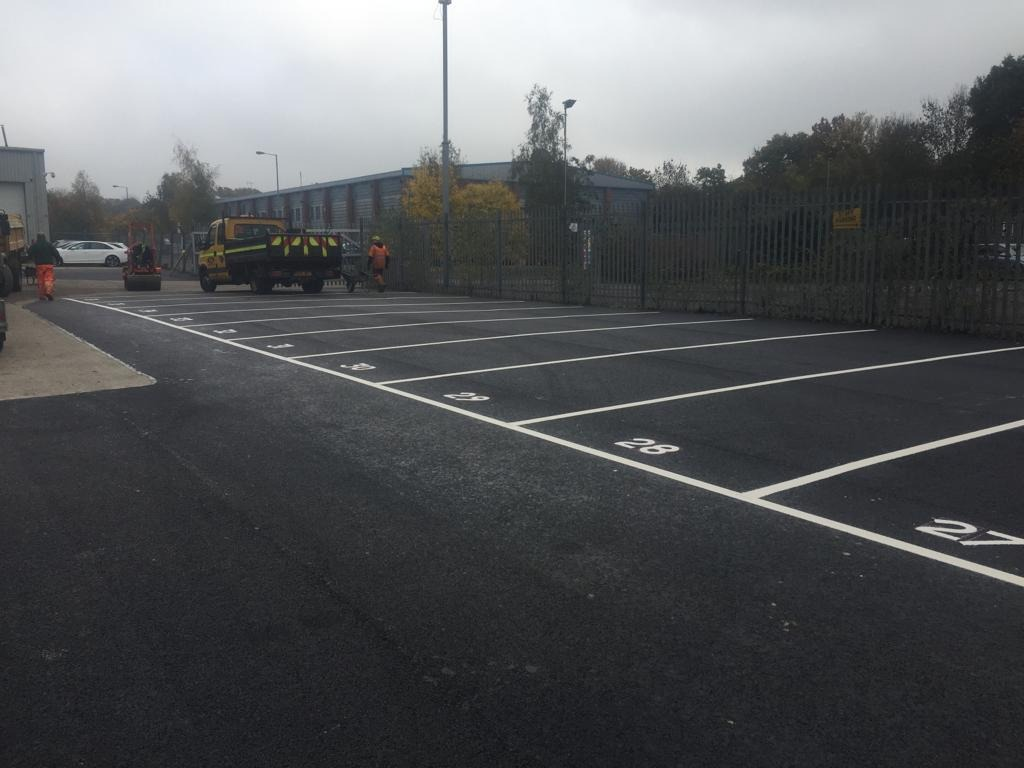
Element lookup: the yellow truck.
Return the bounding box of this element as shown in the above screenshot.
[197,216,344,294]
[0,210,27,294]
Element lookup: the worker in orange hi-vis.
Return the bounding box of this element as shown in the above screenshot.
[27,233,59,301]
[366,235,390,293]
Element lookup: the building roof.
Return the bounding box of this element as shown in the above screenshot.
[219,161,653,203]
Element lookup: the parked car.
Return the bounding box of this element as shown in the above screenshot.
[56,240,126,266]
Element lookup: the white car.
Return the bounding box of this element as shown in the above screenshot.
[57,240,126,266]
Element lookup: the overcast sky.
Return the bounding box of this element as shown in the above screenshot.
[5,0,1022,199]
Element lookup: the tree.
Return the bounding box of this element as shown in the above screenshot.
[401,144,462,221]
[695,164,727,189]
[626,166,654,184]
[510,84,581,209]
[968,54,1024,182]
[217,186,262,198]
[48,171,105,237]
[651,159,692,189]
[588,156,629,177]
[456,182,521,218]
[741,133,813,190]
[921,86,972,162]
[157,141,219,229]
[873,115,933,186]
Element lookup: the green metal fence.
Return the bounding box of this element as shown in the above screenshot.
[376,186,1024,338]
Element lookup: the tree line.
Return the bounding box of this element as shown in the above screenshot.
[49,53,1023,238]
[512,53,1023,206]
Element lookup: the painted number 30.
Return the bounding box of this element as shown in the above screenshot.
[615,438,680,456]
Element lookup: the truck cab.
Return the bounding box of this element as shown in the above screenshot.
[197,216,343,294]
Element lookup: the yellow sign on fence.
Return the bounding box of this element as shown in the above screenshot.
[832,207,862,230]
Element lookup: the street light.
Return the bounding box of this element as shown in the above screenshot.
[256,150,279,192]
[112,184,129,201]
[562,98,576,208]
[439,0,452,289]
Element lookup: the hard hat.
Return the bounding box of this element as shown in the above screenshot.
[372,234,383,243]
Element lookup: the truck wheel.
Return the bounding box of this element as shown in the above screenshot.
[199,271,217,292]
[301,278,324,294]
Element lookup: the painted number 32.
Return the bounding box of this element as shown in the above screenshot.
[916,519,1024,546]
[615,438,680,456]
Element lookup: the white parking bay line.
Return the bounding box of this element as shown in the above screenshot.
[292,317,748,359]
[159,299,522,318]
[744,418,1024,499]
[232,307,592,340]
[95,293,429,310]
[186,305,559,329]
[380,329,871,385]
[513,345,1024,426]
[65,297,1024,589]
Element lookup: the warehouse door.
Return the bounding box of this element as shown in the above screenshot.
[0,182,27,220]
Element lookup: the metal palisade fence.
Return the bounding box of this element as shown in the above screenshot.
[377,185,1024,338]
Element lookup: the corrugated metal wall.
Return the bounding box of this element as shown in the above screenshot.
[0,147,50,239]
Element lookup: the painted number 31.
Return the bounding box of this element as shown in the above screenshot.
[615,438,680,456]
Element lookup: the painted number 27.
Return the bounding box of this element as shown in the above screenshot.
[915,519,1024,546]
[614,438,680,456]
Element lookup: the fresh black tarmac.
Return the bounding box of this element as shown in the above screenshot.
[2,283,1023,767]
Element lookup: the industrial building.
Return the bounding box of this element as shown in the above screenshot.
[0,146,51,239]
[218,161,654,228]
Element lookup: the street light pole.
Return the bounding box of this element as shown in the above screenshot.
[440,0,452,289]
[256,150,279,192]
[113,184,129,201]
[562,99,576,208]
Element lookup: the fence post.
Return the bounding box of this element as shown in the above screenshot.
[496,213,503,299]
[560,208,568,304]
[640,202,649,309]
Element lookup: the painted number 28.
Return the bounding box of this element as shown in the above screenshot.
[614,438,680,456]
[915,519,1024,546]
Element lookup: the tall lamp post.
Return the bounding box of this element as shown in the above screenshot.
[256,150,279,192]
[112,184,129,201]
[439,0,452,289]
[562,98,576,208]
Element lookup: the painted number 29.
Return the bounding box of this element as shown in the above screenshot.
[614,438,680,456]
[916,519,1024,546]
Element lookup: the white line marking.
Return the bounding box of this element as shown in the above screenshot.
[85,293,428,309]
[67,297,1024,590]
[381,330,874,385]
[744,418,1024,498]
[186,305,586,329]
[513,345,1024,426]
[231,307,592,340]
[154,299,522,318]
[291,316,747,359]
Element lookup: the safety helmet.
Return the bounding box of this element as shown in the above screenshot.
[371,235,383,243]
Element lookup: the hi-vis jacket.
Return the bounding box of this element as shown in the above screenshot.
[368,244,390,269]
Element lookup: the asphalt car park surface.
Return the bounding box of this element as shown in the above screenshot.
[4,282,1023,766]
